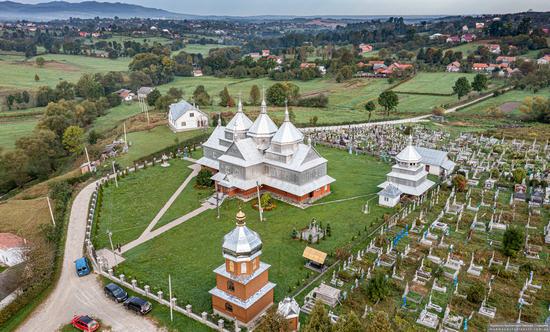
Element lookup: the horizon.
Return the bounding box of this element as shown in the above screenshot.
[7,0,550,17]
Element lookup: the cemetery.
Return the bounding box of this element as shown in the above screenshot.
[88,121,550,330]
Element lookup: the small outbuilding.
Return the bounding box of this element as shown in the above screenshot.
[277,297,300,331]
[0,233,28,267]
[378,183,402,207]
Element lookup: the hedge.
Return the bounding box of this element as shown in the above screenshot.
[133,132,211,164]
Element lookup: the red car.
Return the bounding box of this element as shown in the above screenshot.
[71,315,100,332]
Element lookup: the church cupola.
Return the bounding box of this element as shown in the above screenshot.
[271,102,304,153]
[395,135,422,167]
[247,92,278,148]
[225,97,253,141]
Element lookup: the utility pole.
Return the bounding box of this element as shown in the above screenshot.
[256,181,263,222]
[46,196,56,226]
[112,161,118,188]
[107,230,118,267]
[123,122,128,145]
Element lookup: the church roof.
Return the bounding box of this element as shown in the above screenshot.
[396,136,421,163]
[272,105,303,145]
[378,183,402,198]
[247,99,278,138]
[278,297,300,318]
[222,211,263,260]
[415,146,456,171]
[226,99,253,133]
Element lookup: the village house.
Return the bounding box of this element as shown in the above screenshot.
[197,98,335,204]
[247,52,261,60]
[446,61,461,73]
[496,56,517,64]
[137,87,154,99]
[462,25,469,32]
[300,62,317,69]
[193,69,203,77]
[461,34,476,43]
[358,43,373,54]
[429,33,447,40]
[488,44,501,54]
[209,210,276,329]
[115,89,135,102]
[476,22,485,29]
[262,49,270,57]
[168,100,209,132]
[537,55,550,65]
[0,233,28,267]
[446,36,460,44]
[415,146,456,177]
[472,63,490,72]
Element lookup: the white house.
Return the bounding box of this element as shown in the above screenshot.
[378,183,402,207]
[537,55,550,65]
[415,147,456,178]
[168,100,209,132]
[0,233,28,267]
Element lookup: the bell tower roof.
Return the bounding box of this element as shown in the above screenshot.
[271,101,303,145]
[222,210,262,261]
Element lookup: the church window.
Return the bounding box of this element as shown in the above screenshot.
[190,112,194,117]
[229,261,234,272]
[225,303,233,312]
[181,121,186,127]
[241,263,247,274]
[227,280,235,292]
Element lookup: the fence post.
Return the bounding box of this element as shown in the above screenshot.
[157,290,163,301]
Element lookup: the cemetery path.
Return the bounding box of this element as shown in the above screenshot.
[17,181,159,332]
[301,90,501,132]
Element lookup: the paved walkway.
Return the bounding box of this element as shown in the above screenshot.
[301,91,498,132]
[17,181,159,332]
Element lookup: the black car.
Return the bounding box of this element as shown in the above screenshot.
[104,283,128,303]
[123,296,152,315]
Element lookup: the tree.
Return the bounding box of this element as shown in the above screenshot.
[260,193,272,207]
[167,87,184,100]
[303,301,331,332]
[147,89,161,106]
[218,87,235,107]
[88,129,100,145]
[76,74,104,100]
[452,174,468,192]
[520,96,550,124]
[196,169,213,187]
[193,85,211,106]
[267,82,300,106]
[55,81,75,101]
[365,273,390,303]
[432,106,445,116]
[250,84,261,105]
[332,311,364,332]
[453,77,471,100]
[39,100,76,138]
[503,226,524,257]
[35,57,45,67]
[365,101,376,112]
[256,307,290,332]
[365,311,392,332]
[15,129,60,179]
[466,281,485,304]
[34,74,40,81]
[62,126,84,154]
[472,74,488,92]
[377,91,399,116]
[512,168,526,184]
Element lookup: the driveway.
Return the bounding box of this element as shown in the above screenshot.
[17,181,159,332]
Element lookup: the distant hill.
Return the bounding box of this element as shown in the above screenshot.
[0,1,199,20]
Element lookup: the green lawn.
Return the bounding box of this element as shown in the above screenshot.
[116,126,211,167]
[84,35,172,46]
[92,103,144,134]
[113,146,391,314]
[0,118,38,149]
[153,177,214,230]
[0,54,129,89]
[94,159,194,249]
[393,72,478,94]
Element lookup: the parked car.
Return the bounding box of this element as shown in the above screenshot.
[74,257,90,277]
[104,282,128,303]
[71,315,100,332]
[123,296,152,315]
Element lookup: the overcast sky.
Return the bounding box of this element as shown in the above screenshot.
[16,0,550,16]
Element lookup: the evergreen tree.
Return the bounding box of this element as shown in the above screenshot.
[332,311,364,332]
[365,273,390,303]
[365,311,392,332]
[219,86,235,107]
[255,307,290,332]
[303,301,331,332]
[147,89,161,106]
[250,84,261,105]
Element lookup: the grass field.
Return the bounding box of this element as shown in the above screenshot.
[92,103,144,134]
[108,146,391,315]
[0,54,129,89]
[0,198,51,238]
[83,35,172,46]
[116,126,211,167]
[94,159,194,249]
[0,118,38,149]
[177,43,231,56]
[393,72,478,94]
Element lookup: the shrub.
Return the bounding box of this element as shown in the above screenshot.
[466,282,485,304]
[503,226,524,257]
[196,169,213,187]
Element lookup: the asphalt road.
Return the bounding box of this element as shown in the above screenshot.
[17,181,159,332]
